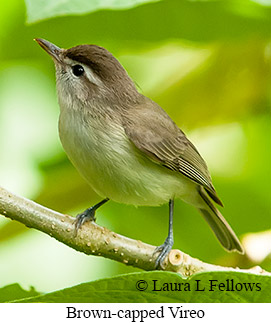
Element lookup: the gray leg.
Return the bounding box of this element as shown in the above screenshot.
[74,198,109,234]
[154,199,174,268]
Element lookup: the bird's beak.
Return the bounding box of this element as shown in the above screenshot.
[35,38,62,63]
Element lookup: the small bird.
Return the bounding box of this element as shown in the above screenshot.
[35,38,244,267]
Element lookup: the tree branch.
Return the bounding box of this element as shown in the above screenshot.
[0,186,269,276]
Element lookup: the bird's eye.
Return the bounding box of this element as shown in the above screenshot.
[72,65,84,77]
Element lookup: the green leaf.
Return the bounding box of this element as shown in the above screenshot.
[0,284,40,302]
[25,0,161,23]
[14,271,271,303]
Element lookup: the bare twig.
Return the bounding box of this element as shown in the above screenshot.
[0,186,269,276]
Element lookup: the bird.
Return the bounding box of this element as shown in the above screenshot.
[35,38,244,268]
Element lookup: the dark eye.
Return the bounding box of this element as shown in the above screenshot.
[72,65,84,77]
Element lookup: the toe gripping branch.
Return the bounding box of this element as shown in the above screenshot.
[74,198,109,234]
[154,199,174,269]
[73,197,174,269]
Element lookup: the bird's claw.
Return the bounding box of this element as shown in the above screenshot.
[154,237,174,269]
[73,207,96,235]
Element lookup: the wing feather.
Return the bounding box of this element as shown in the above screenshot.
[123,97,223,206]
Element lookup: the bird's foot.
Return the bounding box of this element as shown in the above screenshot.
[154,236,174,269]
[74,207,96,235]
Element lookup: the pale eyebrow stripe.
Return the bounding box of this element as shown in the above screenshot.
[64,57,104,87]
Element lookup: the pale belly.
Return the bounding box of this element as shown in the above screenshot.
[58,111,198,207]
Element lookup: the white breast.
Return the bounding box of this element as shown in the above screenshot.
[58,105,197,207]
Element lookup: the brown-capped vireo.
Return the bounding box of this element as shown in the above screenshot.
[35,38,244,268]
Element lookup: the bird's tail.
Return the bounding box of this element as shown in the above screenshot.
[197,186,244,254]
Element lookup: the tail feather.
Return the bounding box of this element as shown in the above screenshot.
[198,186,244,254]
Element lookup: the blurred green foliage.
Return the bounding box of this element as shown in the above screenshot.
[25,0,161,23]
[4,271,271,303]
[0,283,40,302]
[0,0,270,293]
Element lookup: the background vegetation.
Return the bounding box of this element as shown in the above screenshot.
[0,0,270,301]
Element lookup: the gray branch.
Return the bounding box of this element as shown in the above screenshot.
[0,186,269,276]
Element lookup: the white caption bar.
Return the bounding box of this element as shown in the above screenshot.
[0,303,268,322]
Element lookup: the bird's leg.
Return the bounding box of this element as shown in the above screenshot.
[154,199,174,269]
[74,198,109,234]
